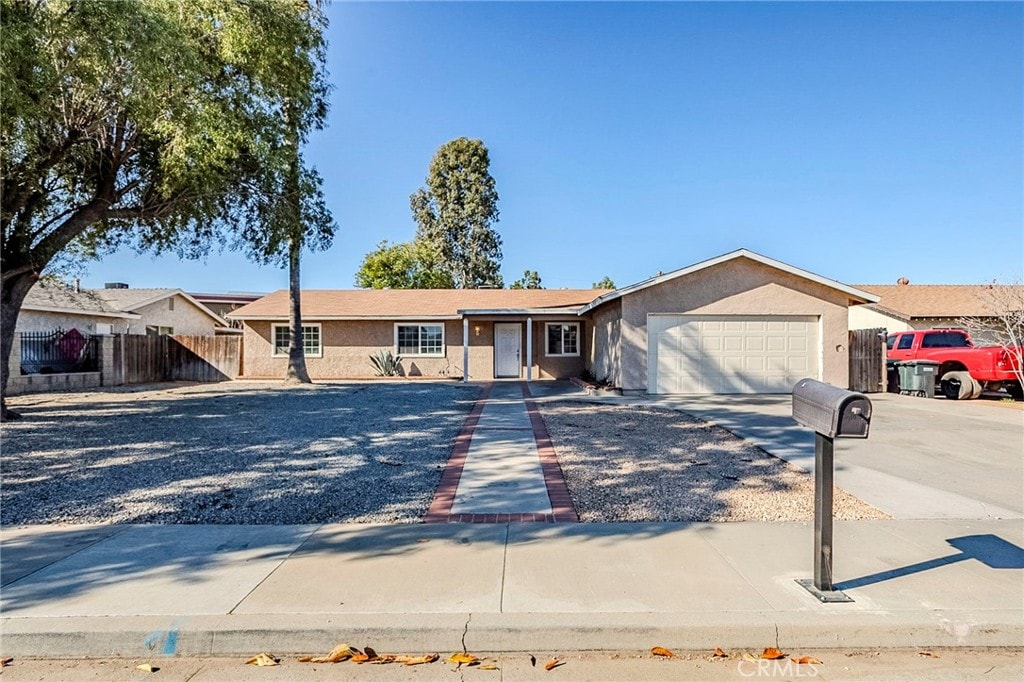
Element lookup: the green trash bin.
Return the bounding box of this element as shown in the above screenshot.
[897,360,940,398]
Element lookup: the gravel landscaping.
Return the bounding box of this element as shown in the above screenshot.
[539,400,888,522]
[1,381,480,525]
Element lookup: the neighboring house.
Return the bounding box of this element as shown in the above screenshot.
[188,292,265,332]
[89,284,228,336]
[229,249,879,395]
[17,280,140,335]
[849,283,1023,344]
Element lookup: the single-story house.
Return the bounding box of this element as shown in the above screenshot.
[18,281,228,336]
[849,282,1024,345]
[230,249,878,394]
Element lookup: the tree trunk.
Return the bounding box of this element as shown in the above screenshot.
[285,234,311,384]
[1,272,39,420]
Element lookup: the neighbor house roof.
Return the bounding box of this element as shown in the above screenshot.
[852,284,1023,319]
[228,289,609,320]
[89,287,227,327]
[22,281,140,320]
[580,248,879,314]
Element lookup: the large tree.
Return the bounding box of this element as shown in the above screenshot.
[354,239,453,289]
[1,0,332,416]
[410,137,502,289]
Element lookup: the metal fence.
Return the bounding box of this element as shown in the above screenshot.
[20,329,100,375]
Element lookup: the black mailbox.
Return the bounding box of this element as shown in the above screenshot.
[792,379,872,439]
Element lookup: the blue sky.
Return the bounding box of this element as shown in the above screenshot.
[82,1,1023,293]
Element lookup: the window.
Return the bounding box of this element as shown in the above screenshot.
[145,325,174,336]
[921,331,971,349]
[168,297,175,311]
[546,322,580,356]
[272,323,322,357]
[886,335,897,351]
[896,334,914,350]
[395,323,445,356]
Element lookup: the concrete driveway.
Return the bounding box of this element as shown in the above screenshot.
[642,393,1023,520]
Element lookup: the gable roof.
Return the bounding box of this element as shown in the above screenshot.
[852,284,1023,319]
[228,288,607,320]
[580,248,879,313]
[22,281,140,320]
[89,287,227,326]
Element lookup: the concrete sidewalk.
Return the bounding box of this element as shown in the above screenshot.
[2,519,1021,657]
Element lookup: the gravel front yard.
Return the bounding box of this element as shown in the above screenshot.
[1,381,480,525]
[539,400,887,522]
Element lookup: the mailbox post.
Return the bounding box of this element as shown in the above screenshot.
[792,379,872,603]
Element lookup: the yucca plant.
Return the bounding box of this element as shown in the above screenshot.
[370,349,403,377]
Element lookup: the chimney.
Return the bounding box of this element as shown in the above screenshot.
[897,278,910,285]
[104,282,129,289]
[74,278,80,293]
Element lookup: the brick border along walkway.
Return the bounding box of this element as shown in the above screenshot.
[423,382,579,523]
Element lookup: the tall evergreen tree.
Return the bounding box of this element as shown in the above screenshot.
[410,138,502,289]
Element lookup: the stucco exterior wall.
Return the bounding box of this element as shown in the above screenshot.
[612,258,853,392]
[588,298,622,385]
[15,311,130,335]
[126,295,219,335]
[240,317,586,381]
[848,306,910,333]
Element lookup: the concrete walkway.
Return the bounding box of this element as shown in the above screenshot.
[1,519,1021,657]
[425,383,576,522]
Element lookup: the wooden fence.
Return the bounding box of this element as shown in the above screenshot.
[848,327,886,393]
[111,334,240,385]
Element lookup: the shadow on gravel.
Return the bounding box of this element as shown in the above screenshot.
[0,383,480,525]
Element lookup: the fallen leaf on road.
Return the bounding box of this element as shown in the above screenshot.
[448,652,478,665]
[245,653,280,666]
[530,654,537,667]
[651,646,676,658]
[364,646,378,659]
[761,648,786,660]
[1,658,12,667]
[918,651,940,658]
[135,663,159,672]
[479,664,500,670]
[791,656,823,665]
[712,648,729,658]
[401,654,439,666]
[350,651,372,663]
[545,658,565,670]
[741,652,759,662]
[307,643,356,663]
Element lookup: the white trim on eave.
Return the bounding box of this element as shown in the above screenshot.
[228,314,461,322]
[579,248,881,313]
[20,305,141,320]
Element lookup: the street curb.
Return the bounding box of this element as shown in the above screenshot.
[3,611,1021,658]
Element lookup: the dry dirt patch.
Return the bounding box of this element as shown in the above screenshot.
[539,401,887,522]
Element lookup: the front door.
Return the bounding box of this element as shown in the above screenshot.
[494,323,522,378]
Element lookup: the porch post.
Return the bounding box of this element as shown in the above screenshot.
[526,316,533,382]
[462,318,469,383]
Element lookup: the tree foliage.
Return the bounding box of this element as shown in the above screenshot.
[410,137,502,289]
[354,240,454,289]
[593,276,616,289]
[957,281,1024,397]
[510,270,543,290]
[0,0,333,414]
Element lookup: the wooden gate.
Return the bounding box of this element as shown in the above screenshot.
[166,335,240,381]
[848,328,886,393]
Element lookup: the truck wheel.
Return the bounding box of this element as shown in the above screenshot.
[1006,382,1024,401]
[940,371,976,400]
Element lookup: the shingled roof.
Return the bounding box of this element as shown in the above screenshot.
[853,284,1024,319]
[228,289,609,320]
[23,281,137,319]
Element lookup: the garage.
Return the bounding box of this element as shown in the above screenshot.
[648,314,820,394]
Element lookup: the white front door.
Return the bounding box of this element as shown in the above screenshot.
[494,323,522,378]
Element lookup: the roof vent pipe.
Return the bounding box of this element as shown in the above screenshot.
[897,278,910,285]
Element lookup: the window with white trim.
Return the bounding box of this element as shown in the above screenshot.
[546,322,580,357]
[395,323,445,356]
[272,323,322,357]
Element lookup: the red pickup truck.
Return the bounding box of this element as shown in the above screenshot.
[886,329,1023,401]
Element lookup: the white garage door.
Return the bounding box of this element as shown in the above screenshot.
[648,315,819,394]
